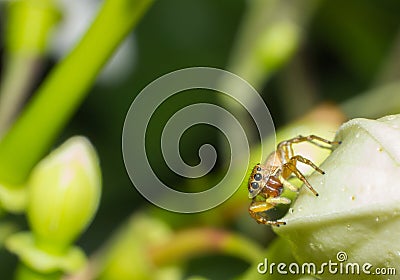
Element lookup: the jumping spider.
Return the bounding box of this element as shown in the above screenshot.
[248,135,341,226]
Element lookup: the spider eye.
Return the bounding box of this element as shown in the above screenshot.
[254,173,262,181]
[256,167,261,171]
[250,182,259,190]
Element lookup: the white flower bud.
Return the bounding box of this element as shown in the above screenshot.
[275,114,400,279]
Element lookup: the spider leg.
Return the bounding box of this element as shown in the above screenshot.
[248,201,286,226]
[291,155,325,175]
[289,135,341,150]
[279,174,299,192]
[267,196,291,204]
[276,134,340,164]
[283,162,319,196]
[288,142,295,158]
[281,141,295,160]
[277,141,290,162]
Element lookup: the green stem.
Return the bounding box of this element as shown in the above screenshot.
[0,220,18,247]
[278,55,319,121]
[373,29,400,86]
[0,54,41,137]
[0,0,153,186]
[149,228,263,266]
[0,0,59,136]
[340,82,400,119]
[15,263,61,280]
[216,0,321,158]
[237,237,299,280]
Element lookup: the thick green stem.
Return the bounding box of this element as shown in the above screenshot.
[0,0,153,186]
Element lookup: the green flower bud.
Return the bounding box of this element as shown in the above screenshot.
[275,114,400,279]
[27,136,101,254]
[6,136,101,274]
[256,20,300,72]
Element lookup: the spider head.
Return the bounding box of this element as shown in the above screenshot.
[248,164,265,198]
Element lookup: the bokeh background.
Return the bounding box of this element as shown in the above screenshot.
[1,0,400,279]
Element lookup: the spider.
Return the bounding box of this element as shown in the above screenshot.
[248,135,341,226]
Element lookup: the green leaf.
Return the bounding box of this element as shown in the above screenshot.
[6,232,85,273]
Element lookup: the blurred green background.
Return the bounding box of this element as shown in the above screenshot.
[1,0,400,279]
